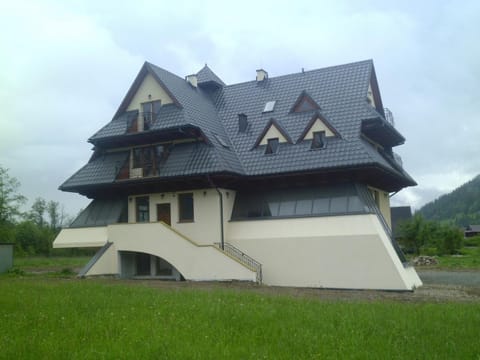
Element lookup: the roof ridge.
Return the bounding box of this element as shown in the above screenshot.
[224,59,373,88]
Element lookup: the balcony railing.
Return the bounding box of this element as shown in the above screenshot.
[383,108,395,127]
[126,112,157,133]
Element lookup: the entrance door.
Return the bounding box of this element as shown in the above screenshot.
[156,203,171,226]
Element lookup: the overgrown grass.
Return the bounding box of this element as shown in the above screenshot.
[0,278,479,359]
[13,256,90,270]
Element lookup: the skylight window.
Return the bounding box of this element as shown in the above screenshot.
[263,101,276,113]
[265,138,279,154]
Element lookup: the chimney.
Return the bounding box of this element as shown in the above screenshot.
[256,69,268,82]
[185,74,198,88]
[238,114,248,133]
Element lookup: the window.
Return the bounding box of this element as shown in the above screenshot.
[265,138,279,155]
[231,185,368,220]
[141,100,161,130]
[132,145,169,177]
[136,196,150,223]
[263,101,276,113]
[311,131,326,149]
[178,193,194,222]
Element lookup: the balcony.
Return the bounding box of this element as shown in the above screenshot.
[126,112,157,133]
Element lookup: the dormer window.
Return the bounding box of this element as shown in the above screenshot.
[141,100,161,130]
[263,101,276,113]
[265,138,279,154]
[311,131,326,149]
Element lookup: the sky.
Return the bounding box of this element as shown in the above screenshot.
[0,0,479,218]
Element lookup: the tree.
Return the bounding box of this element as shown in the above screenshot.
[28,197,47,227]
[398,214,426,255]
[47,200,60,231]
[0,165,26,224]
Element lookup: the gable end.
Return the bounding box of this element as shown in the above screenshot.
[297,113,340,142]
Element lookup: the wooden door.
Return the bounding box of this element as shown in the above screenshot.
[156,203,171,226]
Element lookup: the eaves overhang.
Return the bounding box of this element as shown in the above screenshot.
[88,125,207,148]
[361,117,405,147]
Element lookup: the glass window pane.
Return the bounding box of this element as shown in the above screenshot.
[279,201,295,216]
[330,196,348,213]
[136,196,149,223]
[313,198,330,214]
[153,100,161,114]
[178,193,194,221]
[296,199,312,215]
[347,196,364,212]
[267,201,280,217]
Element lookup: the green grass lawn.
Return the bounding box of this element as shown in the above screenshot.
[0,278,479,359]
[435,247,480,269]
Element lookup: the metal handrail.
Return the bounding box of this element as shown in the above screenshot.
[214,242,262,283]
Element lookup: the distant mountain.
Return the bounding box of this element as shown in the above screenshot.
[418,175,480,226]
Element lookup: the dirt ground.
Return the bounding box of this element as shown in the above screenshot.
[95,273,480,303]
[39,264,480,303]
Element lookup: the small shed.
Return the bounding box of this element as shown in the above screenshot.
[0,243,14,273]
[464,225,480,238]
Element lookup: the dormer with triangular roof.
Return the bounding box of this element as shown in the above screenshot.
[196,64,225,91]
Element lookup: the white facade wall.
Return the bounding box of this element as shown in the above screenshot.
[84,222,256,281]
[54,187,422,290]
[226,214,422,290]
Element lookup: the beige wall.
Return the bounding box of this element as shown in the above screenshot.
[226,214,421,290]
[126,73,173,112]
[86,222,256,281]
[259,125,288,145]
[53,227,108,248]
[128,188,235,245]
[367,83,376,106]
[303,118,335,139]
[369,186,391,228]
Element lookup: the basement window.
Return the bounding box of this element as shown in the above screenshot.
[311,131,326,149]
[263,101,276,113]
[265,138,279,155]
[178,193,194,222]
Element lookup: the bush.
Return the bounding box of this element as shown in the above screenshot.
[434,224,463,255]
[398,216,463,255]
[464,235,480,247]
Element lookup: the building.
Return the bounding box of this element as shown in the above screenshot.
[53,60,422,290]
[464,225,480,238]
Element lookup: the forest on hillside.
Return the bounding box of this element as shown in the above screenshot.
[418,175,480,226]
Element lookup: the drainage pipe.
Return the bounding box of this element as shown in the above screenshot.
[207,175,224,250]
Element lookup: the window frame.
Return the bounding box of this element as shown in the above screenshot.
[311,131,326,150]
[265,138,279,155]
[135,196,150,223]
[178,193,194,223]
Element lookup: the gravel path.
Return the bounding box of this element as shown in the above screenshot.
[418,270,480,287]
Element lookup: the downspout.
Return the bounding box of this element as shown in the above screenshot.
[207,175,224,250]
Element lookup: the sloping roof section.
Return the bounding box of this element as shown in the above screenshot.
[65,59,416,192]
[196,65,225,88]
[70,198,127,228]
[290,90,321,113]
[60,151,129,190]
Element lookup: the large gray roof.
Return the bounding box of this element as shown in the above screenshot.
[62,59,415,191]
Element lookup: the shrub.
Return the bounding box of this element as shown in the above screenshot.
[463,235,480,247]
